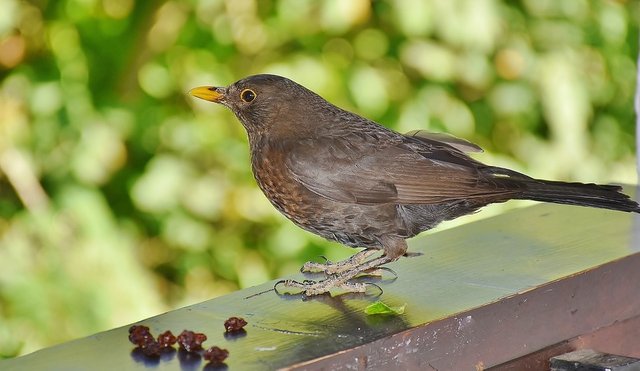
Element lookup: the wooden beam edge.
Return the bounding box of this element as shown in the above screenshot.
[286,252,640,370]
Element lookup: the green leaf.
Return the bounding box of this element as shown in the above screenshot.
[364,301,406,315]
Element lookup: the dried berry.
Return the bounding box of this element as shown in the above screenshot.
[157,330,177,348]
[203,346,229,364]
[177,330,207,352]
[224,317,247,332]
[128,325,154,347]
[141,340,162,357]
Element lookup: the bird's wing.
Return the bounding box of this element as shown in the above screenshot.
[404,130,483,153]
[285,133,515,205]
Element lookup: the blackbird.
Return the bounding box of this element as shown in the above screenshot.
[189,74,640,296]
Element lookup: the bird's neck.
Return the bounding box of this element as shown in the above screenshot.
[244,99,375,151]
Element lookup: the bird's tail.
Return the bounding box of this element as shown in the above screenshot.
[486,167,640,213]
[518,179,640,213]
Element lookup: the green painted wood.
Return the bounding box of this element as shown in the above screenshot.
[3,186,639,370]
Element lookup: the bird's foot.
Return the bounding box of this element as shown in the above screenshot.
[279,252,398,296]
[276,278,369,296]
[301,249,378,275]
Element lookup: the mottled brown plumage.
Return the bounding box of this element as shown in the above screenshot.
[190,74,640,295]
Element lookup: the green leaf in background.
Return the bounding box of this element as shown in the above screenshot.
[364,301,407,315]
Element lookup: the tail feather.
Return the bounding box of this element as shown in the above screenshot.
[518,179,640,213]
[483,166,640,213]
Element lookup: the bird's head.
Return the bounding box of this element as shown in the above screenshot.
[189,74,344,140]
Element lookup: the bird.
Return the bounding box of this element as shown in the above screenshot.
[189,74,640,296]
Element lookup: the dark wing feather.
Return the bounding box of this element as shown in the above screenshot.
[405,130,483,153]
[285,132,517,205]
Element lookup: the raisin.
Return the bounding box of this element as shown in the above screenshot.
[177,330,207,352]
[157,330,177,348]
[203,346,229,364]
[223,317,247,332]
[128,325,153,347]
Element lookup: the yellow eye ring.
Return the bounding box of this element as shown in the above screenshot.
[240,89,256,103]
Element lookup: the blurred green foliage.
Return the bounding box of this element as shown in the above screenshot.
[0,0,638,358]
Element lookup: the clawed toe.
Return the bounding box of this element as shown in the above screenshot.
[301,260,336,274]
[276,246,407,296]
[274,278,382,296]
[275,278,354,296]
[300,249,379,275]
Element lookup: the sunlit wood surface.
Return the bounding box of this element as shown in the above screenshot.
[3,186,640,370]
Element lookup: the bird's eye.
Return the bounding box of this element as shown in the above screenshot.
[240,89,256,103]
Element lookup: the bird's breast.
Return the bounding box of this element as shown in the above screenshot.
[250,147,313,223]
[248,140,405,249]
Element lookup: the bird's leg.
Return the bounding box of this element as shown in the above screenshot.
[301,248,378,275]
[281,237,407,296]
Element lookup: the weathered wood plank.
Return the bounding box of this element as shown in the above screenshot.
[3,186,639,370]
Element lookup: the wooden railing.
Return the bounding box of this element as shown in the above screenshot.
[3,186,640,370]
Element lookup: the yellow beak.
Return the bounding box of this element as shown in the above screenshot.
[188,86,223,102]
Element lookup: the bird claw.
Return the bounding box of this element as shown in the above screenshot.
[275,278,378,296]
[300,249,379,275]
[276,247,402,296]
[301,260,335,274]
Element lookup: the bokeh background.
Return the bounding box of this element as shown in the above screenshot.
[1,0,638,358]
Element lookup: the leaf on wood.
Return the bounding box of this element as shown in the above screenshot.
[364,301,406,315]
